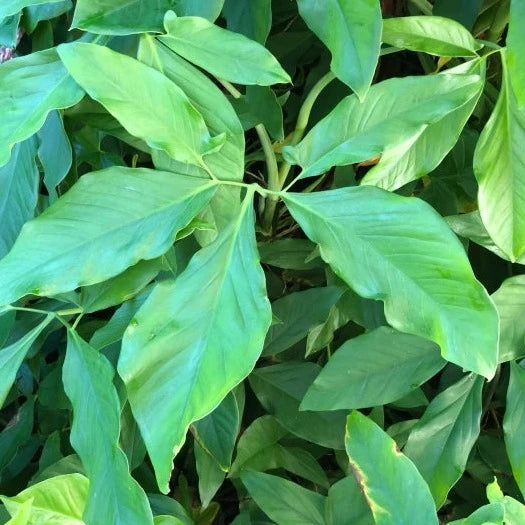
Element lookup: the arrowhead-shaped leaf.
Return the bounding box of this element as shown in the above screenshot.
[282,187,498,378]
[0,167,216,306]
[118,190,271,492]
[62,330,153,524]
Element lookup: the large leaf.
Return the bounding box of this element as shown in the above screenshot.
[0,48,84,167]
[72,0,177,35]
[0,167,216,306]
[1,473,88,524]
[57,42,225,171]
[301,327,445,411]
[296,0,381,99]
[281,188,498,378]
[62,330,153,524]
[382,16,481,57]
[492,276,525,362]
[0,315,53,408]
[283,72,483,179]
[173,0,224,20]
[404,374,483,507]
[223,0,272,44]
[159,12,290,86]
[473,51,525,261]
[361,60,484,191]
[508,0,525,107]
[504,362,525,500]
[345,411,438,524]
[0,0,56,18]
[0,138,39,258]
[138,34,245,181]
[241,471,325,525]
[118,190,271,492]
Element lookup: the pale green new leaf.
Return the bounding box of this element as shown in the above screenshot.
[72,0,178,35]
[5,498,32,525]
[361,59,484,190]
[504,362,525,500]
[382,16,481,56]
[138,35,245,181]
[507,0,525,107]
[159,12,290,86]
[301,327,445,411]
[297,0,381,99]
[492,276,525,362]
[1,473,88,524]
[404,374,484,507]
[474,52,525,261]
[57,43,225,170]
[0,48,84,167]
[63,331,153,524]
[283,72,482,179]
[0,167,216,306]
[118,191,271,492]
[282,188,498,378]
[0,138,39,258]
[0,314,53,409]
[345,411,438,525]
[241,471,326,525]
[223,0,272,43]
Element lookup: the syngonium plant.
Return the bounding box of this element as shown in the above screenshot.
[0,0,525,523]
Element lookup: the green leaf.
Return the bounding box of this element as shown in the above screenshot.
[192,392,240,471]
[0,314,53,408]
[504,362,525,500]
[249,362,347,449]
[361,60,484,191]
[138,34,245,182]
[301,327,445,411]
[492,276,525,362]
[433,0,482,29]
[24,1,73,34]
[345,411,438,525]
[474,51,525,262]
[283,72,483,179]
[0,167,216,306]
[37,110,72,202]
[258,239,320,270]
[404,374,484,507]
[173,0,224,21]
[5,498,32,525]
[325,476,374,525]
[0,138,39,258]
[118,190,271,492]
[281,188,498,378]
[296,0,381,98]
[382,16,481,57]
[57,42,225,170]
[1,473,88,524]
[194,441,225,508]
[508,0,525,107]
[223,0,272,44]
[72,0,177,35]
[62,330,153,524]
[159,12,290,86]
[0,48,84,167]
[241,471,326,525]
[263,287,343,356]
[0,13,20,47]
[0,0,56,18]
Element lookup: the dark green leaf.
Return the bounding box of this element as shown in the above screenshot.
[223,0,272,44]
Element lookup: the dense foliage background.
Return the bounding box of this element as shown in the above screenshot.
[0,0,524,523]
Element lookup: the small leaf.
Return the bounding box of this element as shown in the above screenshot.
[297,0,381,98]
[382,16,481,57]
[345,411,438,524]
[404,374,484,507]
[159,12,290,86]
[282,188,499,378]
[58,42,224,170]
[62,330,153,524]
[241,471,326,525]
[223,0,272,44]
[118,190,271,492]
[301,327,445,411]
[504,362,525,500]
[0,167,216,306]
